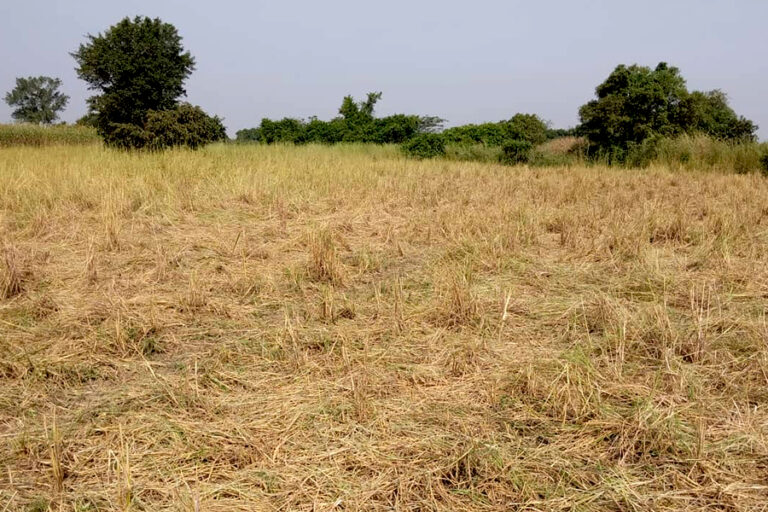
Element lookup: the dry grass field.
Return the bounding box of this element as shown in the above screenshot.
[1,144,767,511]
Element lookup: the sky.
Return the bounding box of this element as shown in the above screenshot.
[1,0,767,139]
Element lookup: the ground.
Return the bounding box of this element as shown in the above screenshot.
[1,144,767,511]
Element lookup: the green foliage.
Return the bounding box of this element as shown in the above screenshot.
[444,144,502,163]
[258,118,306,144]
[761,152,768,177]
[0,123,99,147]
[442,114,548,147]
[679,90,757,141]
[235,127,262,143]
[143,103,227,150]
[4,76,69,124]
[236,93,444,145]
[72,16,200,148]
[103,104,227,150]
[579,62,757,161]
[499,140,533,165]
[546,127,578,140]
[76,112,98,128]
[401,133,446,159]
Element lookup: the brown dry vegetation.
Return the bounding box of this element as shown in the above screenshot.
[1,144,767,511]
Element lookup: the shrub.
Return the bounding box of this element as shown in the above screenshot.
[401,133,445,159]
[760,152,768,177]
[442,114,548,147]
[143,104,227,149]
[238,93,444,146]
[235,127,261,143]
[102,104,226,150]
[499,140,533,165]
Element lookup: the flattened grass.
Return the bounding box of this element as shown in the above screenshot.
[1,144,767,511]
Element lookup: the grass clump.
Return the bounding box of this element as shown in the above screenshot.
[0,123,99,147]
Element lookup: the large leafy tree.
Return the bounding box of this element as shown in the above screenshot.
[578,63,689,156]
[579,62,757,160]
[4,76,69,124]
[71,16,196,145]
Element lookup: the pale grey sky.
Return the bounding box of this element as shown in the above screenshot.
[1,0,766,138]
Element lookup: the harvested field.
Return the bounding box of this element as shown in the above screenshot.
[1,144,767,511]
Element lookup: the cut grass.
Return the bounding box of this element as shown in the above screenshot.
[1,143,767,511]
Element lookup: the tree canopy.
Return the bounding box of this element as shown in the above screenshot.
[4,76,69,124]
[579,63,757,160]
[72,16,199,147]
[236,93,445,145]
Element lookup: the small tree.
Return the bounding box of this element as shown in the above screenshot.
[72,16,196,146]
[4,76,69,124]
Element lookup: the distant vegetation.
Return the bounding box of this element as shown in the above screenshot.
[2,19,766,176]
[0,123,99,147]
[236,92,443,145]
[4,76,69,125]
[232,62,764,175]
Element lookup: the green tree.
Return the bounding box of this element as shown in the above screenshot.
[71,16,196,146]
[441,114,548,147]
[4,76,69,124]
[679,90,756,141]
[507,114,548,145]
[578,63,689,159]
[579,62,757,160]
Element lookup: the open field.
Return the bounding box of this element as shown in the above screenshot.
[1,144,767,511]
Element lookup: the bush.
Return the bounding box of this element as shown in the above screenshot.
[442,114,548,147]
[499,140,533,164]
[143,104,227,149]
[760,152,768,177]
[235,127,261,143]
[239,93,443,146]
[102,104,226,150]
[401,133,445,159]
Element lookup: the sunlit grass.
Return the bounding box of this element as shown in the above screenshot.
[1,143,767,511]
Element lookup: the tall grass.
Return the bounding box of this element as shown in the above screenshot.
[0,123,100,147]
[525,134,768,174]
[640,134,768,174]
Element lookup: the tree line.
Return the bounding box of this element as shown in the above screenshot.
[2,16,761,163]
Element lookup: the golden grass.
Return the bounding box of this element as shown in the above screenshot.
[1,143,768,511]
